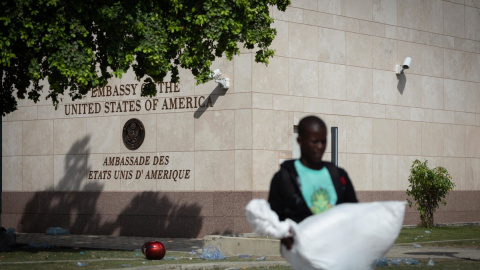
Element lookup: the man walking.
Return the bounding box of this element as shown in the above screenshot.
[268,115,358,249]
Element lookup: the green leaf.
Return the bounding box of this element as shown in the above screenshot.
[1,0,292,116]
[406,159,454,228]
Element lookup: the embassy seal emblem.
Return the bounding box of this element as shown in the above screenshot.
[122,118,145,150]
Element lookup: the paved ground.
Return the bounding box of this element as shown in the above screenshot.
[16,233,203,253]
[13,233,480,269]
[385,245,480,261]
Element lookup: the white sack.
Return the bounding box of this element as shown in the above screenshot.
[245,199,293,239]
[245,199,406,270]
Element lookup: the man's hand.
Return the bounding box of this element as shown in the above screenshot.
[280,236,294,250]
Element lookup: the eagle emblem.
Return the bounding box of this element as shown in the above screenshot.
[122,118,145,150]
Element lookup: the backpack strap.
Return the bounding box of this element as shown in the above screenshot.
[280,167,302,199]
[279,165,311,221]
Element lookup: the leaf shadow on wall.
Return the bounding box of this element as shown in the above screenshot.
[194,84,227,119]
[111,192,203,238]
[18,135,203,238]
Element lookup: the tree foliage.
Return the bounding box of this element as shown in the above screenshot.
[406,159,455,228]
[1,0,290,116]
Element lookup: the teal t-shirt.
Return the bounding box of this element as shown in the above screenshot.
[294,160,338,214]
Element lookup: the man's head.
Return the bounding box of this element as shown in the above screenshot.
[297,116,327,169]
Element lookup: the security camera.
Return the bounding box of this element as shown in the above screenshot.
[209,68,230,89]
[402,57,412,69]
[395,57,412,74]
[210,69,222,80]
[216,78,230,89]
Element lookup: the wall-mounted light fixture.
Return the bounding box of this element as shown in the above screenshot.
[395,57,412,74]
[210,69,230,89]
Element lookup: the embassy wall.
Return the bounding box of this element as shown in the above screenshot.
[2,0,480,237]
[1,57,259,236]
[251,0,480,225]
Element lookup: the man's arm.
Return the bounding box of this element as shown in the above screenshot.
[268,170,286,221]
[268,170,295,250]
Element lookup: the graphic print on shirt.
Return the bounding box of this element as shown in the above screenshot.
[294,160,338,214]
[310,188,332,214]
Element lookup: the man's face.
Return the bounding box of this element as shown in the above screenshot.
[297,124,327,167]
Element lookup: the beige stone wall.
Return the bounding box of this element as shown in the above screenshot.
[2,56,253,192]
[2,0,480,196]
[250,0,480,191]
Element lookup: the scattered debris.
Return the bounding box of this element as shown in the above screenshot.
[199,244,226,260]
[375,257,389,266]
[28,241,51,249]
[46,227,69,235]
[376,257,419,266]
[0,227,16,251]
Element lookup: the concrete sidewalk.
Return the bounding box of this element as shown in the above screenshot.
[16,233,480,259]
[14,233,480,269]
[386,245,480,261]
[203,234,480,260]
[14,233,290,269]
[15,233,203,253]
